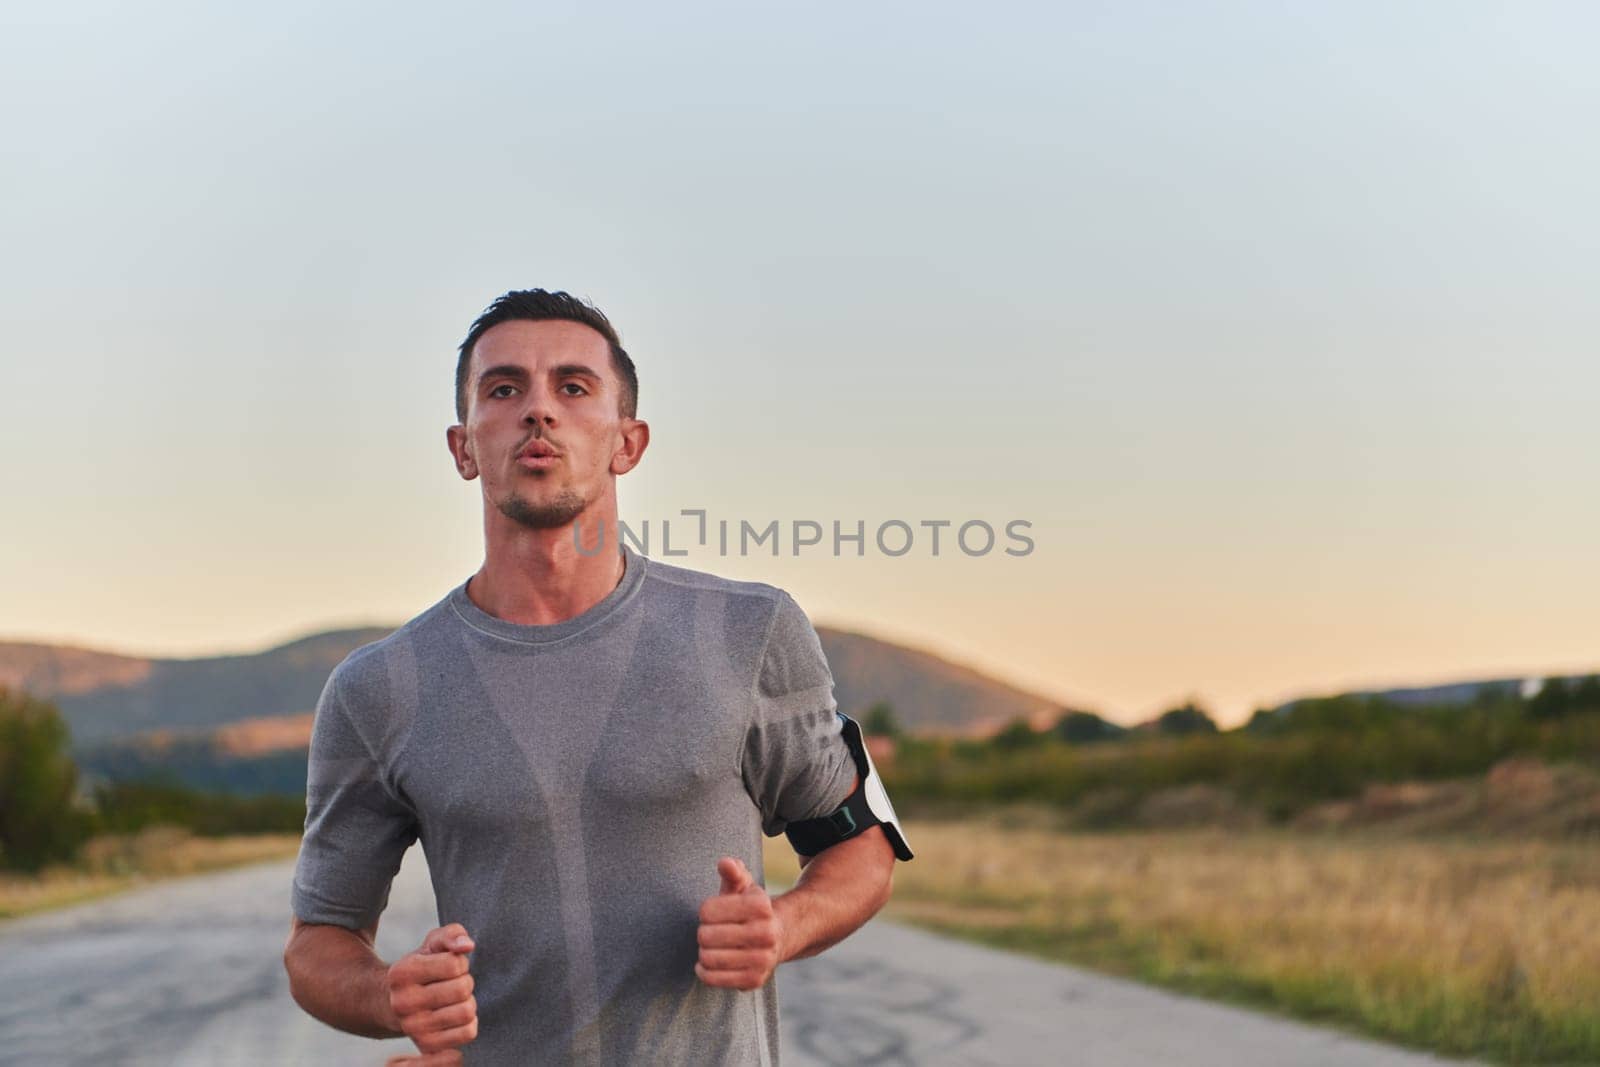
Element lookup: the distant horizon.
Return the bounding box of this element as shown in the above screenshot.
[5,602,1593,732]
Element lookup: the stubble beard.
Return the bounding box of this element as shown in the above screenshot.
[497,480,591,530]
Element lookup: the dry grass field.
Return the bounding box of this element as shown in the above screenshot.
[8,810,1597,1062]
[766,811,1600,1065]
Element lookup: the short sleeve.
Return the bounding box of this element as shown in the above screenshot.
[290,665,419,930]
[740,591,856,837]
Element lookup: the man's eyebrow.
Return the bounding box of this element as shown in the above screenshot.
[477,364,529,387]
[476,363,604,388]
[551,363,603,382]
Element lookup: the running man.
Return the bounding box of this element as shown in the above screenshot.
[282,289,912,1065]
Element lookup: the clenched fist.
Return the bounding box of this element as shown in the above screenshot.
[384,923,479,1056]
[385,1053,463,1066]
[695,857,787,991]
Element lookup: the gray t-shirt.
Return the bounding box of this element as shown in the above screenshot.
[290,543,856,1065]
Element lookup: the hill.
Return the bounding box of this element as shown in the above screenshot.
[818,627,1062,736]
[6,609,1068,794]
[0,628,393,746]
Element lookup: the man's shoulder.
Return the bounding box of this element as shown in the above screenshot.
[640,555,790,611]
[323,592,455,705]
[639,557,831,692]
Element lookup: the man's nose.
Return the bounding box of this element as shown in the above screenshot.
[522,388,555,426]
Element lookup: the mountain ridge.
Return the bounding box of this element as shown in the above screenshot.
[0,618,1065,749]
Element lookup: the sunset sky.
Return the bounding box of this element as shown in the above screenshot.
[2,3,1596,728]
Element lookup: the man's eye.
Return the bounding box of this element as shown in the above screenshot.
[490,385,516,398]
[562,383,588,396]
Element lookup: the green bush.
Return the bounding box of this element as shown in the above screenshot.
[92,779,306,837]
[1155,702,1220,736]
[0,686,93,871]
[1054,710,1126,745]
[861,701,902,738]
[992,717,1046,751]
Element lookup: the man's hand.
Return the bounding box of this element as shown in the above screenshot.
[385,1053,463,1066]
[384,923,479,1056]
[695,857,786,991]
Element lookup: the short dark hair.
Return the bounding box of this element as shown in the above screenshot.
[454,289,639,423]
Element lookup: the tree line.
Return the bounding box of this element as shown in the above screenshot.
[0,685,304,873]
[7,673,1599,870]
[862,676,1600,820]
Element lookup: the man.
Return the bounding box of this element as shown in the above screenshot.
[283,289,912,1065]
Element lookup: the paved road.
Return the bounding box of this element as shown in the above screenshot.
[0,846,1476,1066]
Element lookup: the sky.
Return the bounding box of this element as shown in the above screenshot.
[2,2,1597,728]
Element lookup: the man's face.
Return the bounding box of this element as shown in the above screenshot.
[449,319,638,530]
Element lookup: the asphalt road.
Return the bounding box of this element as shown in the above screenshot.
[0,846,1478,1066]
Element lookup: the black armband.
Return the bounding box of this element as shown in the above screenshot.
[784,713,913,862]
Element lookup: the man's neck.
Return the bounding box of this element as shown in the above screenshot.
[466,520,626,627]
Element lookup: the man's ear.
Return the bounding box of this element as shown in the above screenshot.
[446,424,478,481]
[610,418,650,476]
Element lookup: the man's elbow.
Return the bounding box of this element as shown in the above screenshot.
[284,943,305,1009]
[283,920,314,1007]
[870,830,896,913]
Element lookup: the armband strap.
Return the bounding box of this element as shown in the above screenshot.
[783,713,913,862]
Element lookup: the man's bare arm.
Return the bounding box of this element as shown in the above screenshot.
[283,917,404,1039]
[772,774,897,963]
[693,771,901,990]
[286,917,479,1052]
